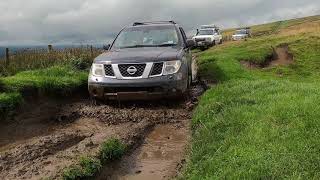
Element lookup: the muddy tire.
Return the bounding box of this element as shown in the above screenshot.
[212,41,216,46]
[219,39,223,44]
[90,96,104,105]
[187,69,192,89]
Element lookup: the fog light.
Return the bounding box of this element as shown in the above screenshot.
[172,88,177,93]
[176,73,183,80]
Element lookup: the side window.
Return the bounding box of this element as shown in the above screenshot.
[179,27,188,44]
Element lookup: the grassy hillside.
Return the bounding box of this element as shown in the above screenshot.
[185,15,320,179]
[223,15,320,38]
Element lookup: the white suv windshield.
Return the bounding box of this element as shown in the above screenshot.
[236,30,247,35]
[112,26,179,49]
[198,30,214,35]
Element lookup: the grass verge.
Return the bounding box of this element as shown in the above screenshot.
[62,138,126,180]
[0,65,89,121]
[186,80,320,179]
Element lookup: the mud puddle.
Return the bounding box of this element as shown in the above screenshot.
[97,123,189,180]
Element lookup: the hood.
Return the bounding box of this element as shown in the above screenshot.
[193,35,213,39]
[94,47,183,63]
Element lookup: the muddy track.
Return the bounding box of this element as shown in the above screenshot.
[0,82,206,180]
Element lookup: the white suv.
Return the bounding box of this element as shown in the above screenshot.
[192,25,222,50]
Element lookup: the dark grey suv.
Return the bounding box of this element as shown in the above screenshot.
[88,21,195,100]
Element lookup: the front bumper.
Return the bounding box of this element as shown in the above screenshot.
[88,74,188,100]
[196,41,211,47]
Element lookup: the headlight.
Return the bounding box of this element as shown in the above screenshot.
[91,63,104,77]
[163,60,181,75]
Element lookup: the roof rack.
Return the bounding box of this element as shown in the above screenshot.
[133,21,176,26]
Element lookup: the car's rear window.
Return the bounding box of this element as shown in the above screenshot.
[112,25,179,49]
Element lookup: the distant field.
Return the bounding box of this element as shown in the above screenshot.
[185,15,320,179]
[222,15,320,39]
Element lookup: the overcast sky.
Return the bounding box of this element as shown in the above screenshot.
[0,0,319,46]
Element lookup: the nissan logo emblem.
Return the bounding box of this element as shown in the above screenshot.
[127,66,137,75]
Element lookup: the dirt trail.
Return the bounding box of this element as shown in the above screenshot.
[270,45,294,66]
[0,83,205,180]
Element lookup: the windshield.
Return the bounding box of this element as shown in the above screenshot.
[198,29,214,35]
[235,30,247,35]
[112,26,179,49]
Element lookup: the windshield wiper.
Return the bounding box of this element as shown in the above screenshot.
[157,43,177,47]
[120,45,155,49]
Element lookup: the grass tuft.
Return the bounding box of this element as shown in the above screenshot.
[62,138,126,180]
[100,138,127,163]
[63,157,102,180]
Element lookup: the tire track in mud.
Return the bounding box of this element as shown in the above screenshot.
[0,82,206,180]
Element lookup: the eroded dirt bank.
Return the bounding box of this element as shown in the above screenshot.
[0,83,205,180]
[241,44,294,69]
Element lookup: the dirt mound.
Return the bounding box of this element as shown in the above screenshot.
[58,102,190,126]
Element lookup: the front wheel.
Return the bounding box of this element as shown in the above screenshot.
[187,73,192,89]
[219,39,223,44]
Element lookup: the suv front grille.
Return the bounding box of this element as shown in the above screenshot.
[150,62,164,76]
[195,38,205,42]
[118,64,146,77]
[104,65,115,76]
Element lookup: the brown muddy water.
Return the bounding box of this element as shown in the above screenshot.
[97,123,190,180]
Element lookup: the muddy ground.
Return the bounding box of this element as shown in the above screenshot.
[0,82,206,180]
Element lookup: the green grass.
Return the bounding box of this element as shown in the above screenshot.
[62,138,126,180]
[100,138,127,163]
[185,16,320,179]
[0,92,22,119]
[187,80,320,179]
[0,66,88,94]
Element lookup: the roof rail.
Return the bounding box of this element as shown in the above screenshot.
[133,21,176,26]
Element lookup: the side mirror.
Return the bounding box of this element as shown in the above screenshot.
[186,39,195,48]
[103,44,111,50]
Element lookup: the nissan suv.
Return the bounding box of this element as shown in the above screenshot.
[88,21,195,100]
